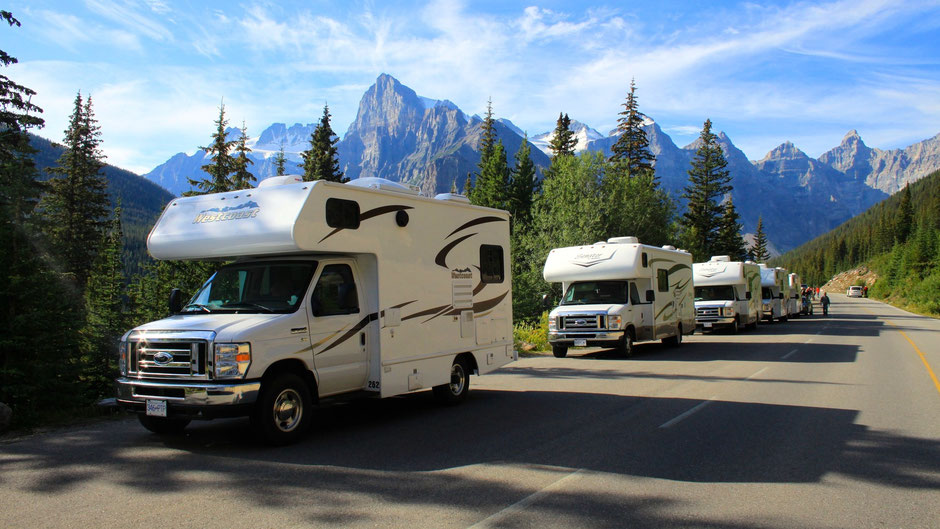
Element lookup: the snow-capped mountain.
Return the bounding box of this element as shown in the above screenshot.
[531,120,605,154]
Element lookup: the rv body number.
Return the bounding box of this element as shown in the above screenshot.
[368,380,380,389]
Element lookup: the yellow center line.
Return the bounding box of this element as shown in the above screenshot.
[865,307,940,397]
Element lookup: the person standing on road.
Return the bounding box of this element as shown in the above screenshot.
[820,291,830,316]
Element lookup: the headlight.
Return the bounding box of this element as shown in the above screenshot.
[214,343,251,379]
[721,307,735,317]
[608,315,622,329]
[548,316,557,331]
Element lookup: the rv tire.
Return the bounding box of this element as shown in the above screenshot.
[616,332,634,358]
[138,415,190,435]
[251,372,312,446]
[551,345,568,358]
[729,319,739,334]
[433,357,470,404]
[662,325,682,347]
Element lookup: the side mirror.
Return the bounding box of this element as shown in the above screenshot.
[778,293,785,300]
[646,290,655,303]
[541,293,552,310]
[745,291,752,300]
[168,288,183,314]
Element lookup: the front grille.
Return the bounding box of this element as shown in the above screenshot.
[697,307,720,317]
[559,314,605,331]
[129,339,209,379]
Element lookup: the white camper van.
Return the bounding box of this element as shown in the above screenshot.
[542,237,694,358]
[116,176,515,444]
[787,273,802,318]
[692,256,762,333]
[759,264,789,323]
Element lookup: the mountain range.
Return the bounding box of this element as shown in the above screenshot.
[143,73,940,253]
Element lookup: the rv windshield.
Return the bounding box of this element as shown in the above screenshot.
[761,287,774,300]
[561,281,628,305]
[694,285,736,302]
[183,261,317,314]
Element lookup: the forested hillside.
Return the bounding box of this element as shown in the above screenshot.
[775,169,940,315]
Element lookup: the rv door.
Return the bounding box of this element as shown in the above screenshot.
[308,261,369,396]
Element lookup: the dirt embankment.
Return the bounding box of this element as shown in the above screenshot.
[822,265,879,295]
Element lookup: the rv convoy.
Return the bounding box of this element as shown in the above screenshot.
[115,176,818,444]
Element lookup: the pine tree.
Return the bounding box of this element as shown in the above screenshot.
[895,184,913,244]
[40,91,110,288]
[274,143,287,176]
[301,104,347,182]
[609,79,655,174]
[508,133,537,227]
[750,216,770,262]
[480,98,497,159]
[81,206,127,398]
[680,119,733,260]
[548,112,577,158]
[716,197,747,259]
[472,140,511,210]
[463,171,473,199]
[230,122,255,190]
[191,101,236,195]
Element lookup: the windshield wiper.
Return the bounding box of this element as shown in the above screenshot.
[182,303,211,313]
[221,301,276,313]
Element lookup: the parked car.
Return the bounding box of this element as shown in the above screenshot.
[847,285,864,298]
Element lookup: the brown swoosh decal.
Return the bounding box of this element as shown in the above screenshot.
[445,216,506,238]
[318,205,414,243]
[445,290,509,316]
[435,233,476,268]
[402,304,452,321]
[316,313,377,355]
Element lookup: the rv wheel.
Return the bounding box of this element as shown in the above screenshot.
[617,333,634,358]
[138,415,190,434]
[729,319,739,335]
[552,345,568,358]
[252,372,312,446]
[433,357,470,404]
[662,325,683,347]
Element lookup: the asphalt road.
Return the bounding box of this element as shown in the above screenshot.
[2,294,938,528]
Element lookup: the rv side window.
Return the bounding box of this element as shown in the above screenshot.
[480,245,504,284]
[325,198,360,229]
[657,269,669,292]
[642,253,648,267]
[629,282,641,305]
[311,264,360,316]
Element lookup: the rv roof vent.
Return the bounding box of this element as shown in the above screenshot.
[257,174,304,188]
[710,255,731,262]
[348,177,421,195]
[607,236,639,244]
[744,260,757,265]
[434,192,470,203]
[662,245,677,250]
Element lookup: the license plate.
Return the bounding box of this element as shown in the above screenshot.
[704,322,713,328]
[574,339,587,347]
[146,399,167,417]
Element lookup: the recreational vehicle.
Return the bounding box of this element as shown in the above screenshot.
[542,237,694,358]
[692,256,762,333]
[787,273,802,318]
[759,264,789,323]
[116,176,515,444]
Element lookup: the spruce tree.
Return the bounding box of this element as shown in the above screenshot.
[716,197,747,259]
[472,140,511,210]
[609,79,655,174]
[680,119,732,260]
[479,98,496,159]
[191,101,235,194]
[508,133,537,227]
[230,122,255,190]
[548,112,577,158]
[274,143,287,176]
[750,216,770,262]
[301,104,347,182]
[895,184,913,244]
[40,91,110,288]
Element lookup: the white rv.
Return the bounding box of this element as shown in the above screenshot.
[116,176,515,444]
[692,256,762,333]
[542,237,694,358]
[787,273,802,318]
[759,264,789,322]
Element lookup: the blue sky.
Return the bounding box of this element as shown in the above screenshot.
[5,0,940,174]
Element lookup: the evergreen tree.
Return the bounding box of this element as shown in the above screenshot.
[548,112,577,158]
[80,206,127,398]
[750,216,770,262]
[680,119,733,260]
[609,79,655,174]
[301,104,347,182]
[274,143,287,176]
[508,133,537,227]
[472,140,511,210]
[230,122,255,190]
[40,91,110,288]
[463,171,473,199]
[191,101,235,194]
[602,163,674,247]
[479,98,497,159]
[716,197,747,259]
[895,184,913,244]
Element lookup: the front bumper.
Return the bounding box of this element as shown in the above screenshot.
[116,377,261,418]
[548,330,625,347]
[696,316,736,328]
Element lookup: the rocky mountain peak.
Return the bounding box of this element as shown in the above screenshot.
[764,141,809,161]
[818,129,872,181]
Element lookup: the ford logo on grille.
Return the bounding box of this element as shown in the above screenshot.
[575,319,587,325]
[153,352,173,365]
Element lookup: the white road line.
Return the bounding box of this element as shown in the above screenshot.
[659,396,718,429]
[747,367,769,380]
[781,348,799,360]
[467,468,586,529]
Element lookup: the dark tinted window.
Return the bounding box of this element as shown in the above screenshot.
[325,198,360,229]
[629,283,641,305]
[562,281,628,305]
[480,245,504,284]
[657,269,669,292]
[312,264,359,316]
